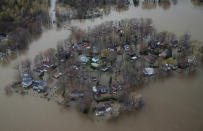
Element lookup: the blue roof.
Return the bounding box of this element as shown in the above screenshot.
[23,74,32,84]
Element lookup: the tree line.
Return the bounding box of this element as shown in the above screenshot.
[0,0,50,55]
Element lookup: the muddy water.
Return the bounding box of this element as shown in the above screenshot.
[70,0,203,42]
[0,0,203,131]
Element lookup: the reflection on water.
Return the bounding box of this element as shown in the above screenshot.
[0,0,203,131]
[191,0,203,7]
[141,0,178,10]
[70,0,203,42]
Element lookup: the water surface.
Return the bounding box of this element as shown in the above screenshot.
[0,0,203,131]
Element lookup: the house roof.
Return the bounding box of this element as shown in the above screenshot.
[39,65,47,71]
[92,57,100,63]
[23,74,32,83]
[22,74,32,88]
[33,80,46,90]
[80,56,89,63]
[143,68,155,75]
[92,85,108,93]
[92,46,99,54]
[97,107,106,112]
[91,63,99,68]
[84,43,91,49]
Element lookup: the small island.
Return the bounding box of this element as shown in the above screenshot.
[6,18,203,120]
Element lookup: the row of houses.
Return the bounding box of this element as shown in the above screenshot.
[34,61,55,75]
[21,74,47,92]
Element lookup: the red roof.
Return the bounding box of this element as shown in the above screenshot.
[39,65,46,70]
[84,43,91,47]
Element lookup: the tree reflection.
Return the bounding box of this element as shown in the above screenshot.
[56,0,130,21]
[142,0,178,10]
[191,0,203,7]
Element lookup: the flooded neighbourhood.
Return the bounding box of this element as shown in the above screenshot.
[0,0,203,131]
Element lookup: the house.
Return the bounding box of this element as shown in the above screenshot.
[156,41,161,46]
[124,44,130,51]
[0,52,5,60]
[90,77,97,82]
[108,47,115,52]
[116,46,122,54]
[130,56,138,62]
[143,68,155,76]
[149,41,157,49]
[104,103,112,112]
[92,86,98,93]
[92,57,100,63]
[92,85,108,94]
[0,33,8,42]
[171,40,179,47]
[80,56,89,63]
[101,64,111,72]
[95,107,106,116]
[187,56,196,65]
[36,65,48,73]
[22,74,33,88]
[52,71,62,79]
[73,65,79,70]
[43,61,54,68]
[34,66,47,75]
[101,67,109,72]
[91,63,99,68]
[162,64,171,72]
[92,46,99,54]
[84,43,91,49]
[6,48,11,56]
[112,84,122,92]
[32,80,47,92]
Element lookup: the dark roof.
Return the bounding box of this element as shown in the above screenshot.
[97,107,106,112]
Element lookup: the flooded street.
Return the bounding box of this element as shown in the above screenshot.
[0,0,203,131]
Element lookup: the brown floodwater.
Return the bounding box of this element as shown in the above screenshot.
[0,0,203,131]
